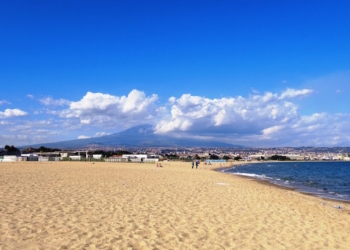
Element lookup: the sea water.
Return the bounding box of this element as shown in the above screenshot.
[224,162,350,202]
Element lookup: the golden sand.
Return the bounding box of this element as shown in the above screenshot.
[1,161,350,249]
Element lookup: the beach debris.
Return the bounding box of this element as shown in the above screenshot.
[334,205,342,209]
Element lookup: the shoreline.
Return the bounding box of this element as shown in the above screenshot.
[214,161,350,205]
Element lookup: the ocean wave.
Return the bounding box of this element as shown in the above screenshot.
[232,172,272,179]
[224,161,350,202]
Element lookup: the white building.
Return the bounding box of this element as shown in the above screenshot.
[143,158,159,163]
[22,153,39,161]
[283,154,303,161]
[39,157,49,162]
[92,154,102,159]
[122,154,148,161]
[21,153,38,157]
[69,155,82,160]
[2,156,18,162]
[249,154,265,160]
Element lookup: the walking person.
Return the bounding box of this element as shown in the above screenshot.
[196,160,199,169]
[192,160,194,169]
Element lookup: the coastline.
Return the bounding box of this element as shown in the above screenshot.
[215,160,350,205]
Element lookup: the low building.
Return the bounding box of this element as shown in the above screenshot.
[110,155,123,158]
[37,152,60,157]
[2,156,18,162]
[39,157,49,162]
[249,154,265,160]
[143,158,159,163]
[148,154,163,159]
[122,154,148,161]
[283,154,303,161]
[92,154,102,159]
[22,153,39,161]
[60,152,76,158]
[105,158,127,162]
[69,155,82,161]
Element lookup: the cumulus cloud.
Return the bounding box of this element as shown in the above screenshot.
[27,94,34,99]
[0,109,28,118]
[39,97,71,106]
[154,89,302,136]
[61,89,159,127]
[4,86,350,147]
[168,97,176,104]
[152,88,350,146]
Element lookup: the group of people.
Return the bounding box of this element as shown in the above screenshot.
[192,160,199,169]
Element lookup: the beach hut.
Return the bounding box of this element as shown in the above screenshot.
[69,155,82,161]
[92,154,102,159]
[2,156,17,162]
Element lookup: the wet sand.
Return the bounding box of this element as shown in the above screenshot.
[1,161,350,249]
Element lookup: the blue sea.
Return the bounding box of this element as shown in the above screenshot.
[223,162,350,202]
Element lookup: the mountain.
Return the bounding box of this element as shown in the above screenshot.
[22,125,244,149]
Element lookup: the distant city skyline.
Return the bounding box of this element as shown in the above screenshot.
[1,1,350,147]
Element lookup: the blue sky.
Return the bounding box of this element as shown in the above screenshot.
[1,1,350,147]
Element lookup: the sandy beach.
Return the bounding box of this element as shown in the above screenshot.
[1,161,350,249]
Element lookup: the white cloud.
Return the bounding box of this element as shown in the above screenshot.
[0,109,28,118]
[27,94,34,99]
[61,89,159,128]
[0,100,11,105]
[8,120,52,132]
[0,119,65,147]
[262,125,284,136]
[150,87,350,146]
[78,135,90,139]
[279,88,313,99]
[270,113,350,146]
[39,97,71,106]
[154,89,302,135]
[3,85,350,147]
[168,96,176,104]
[94,132,110,137]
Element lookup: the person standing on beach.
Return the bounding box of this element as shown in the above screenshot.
[196,160,199,169]
[192,161,194,169]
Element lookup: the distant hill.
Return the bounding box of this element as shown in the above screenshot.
[21,125,244,149]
